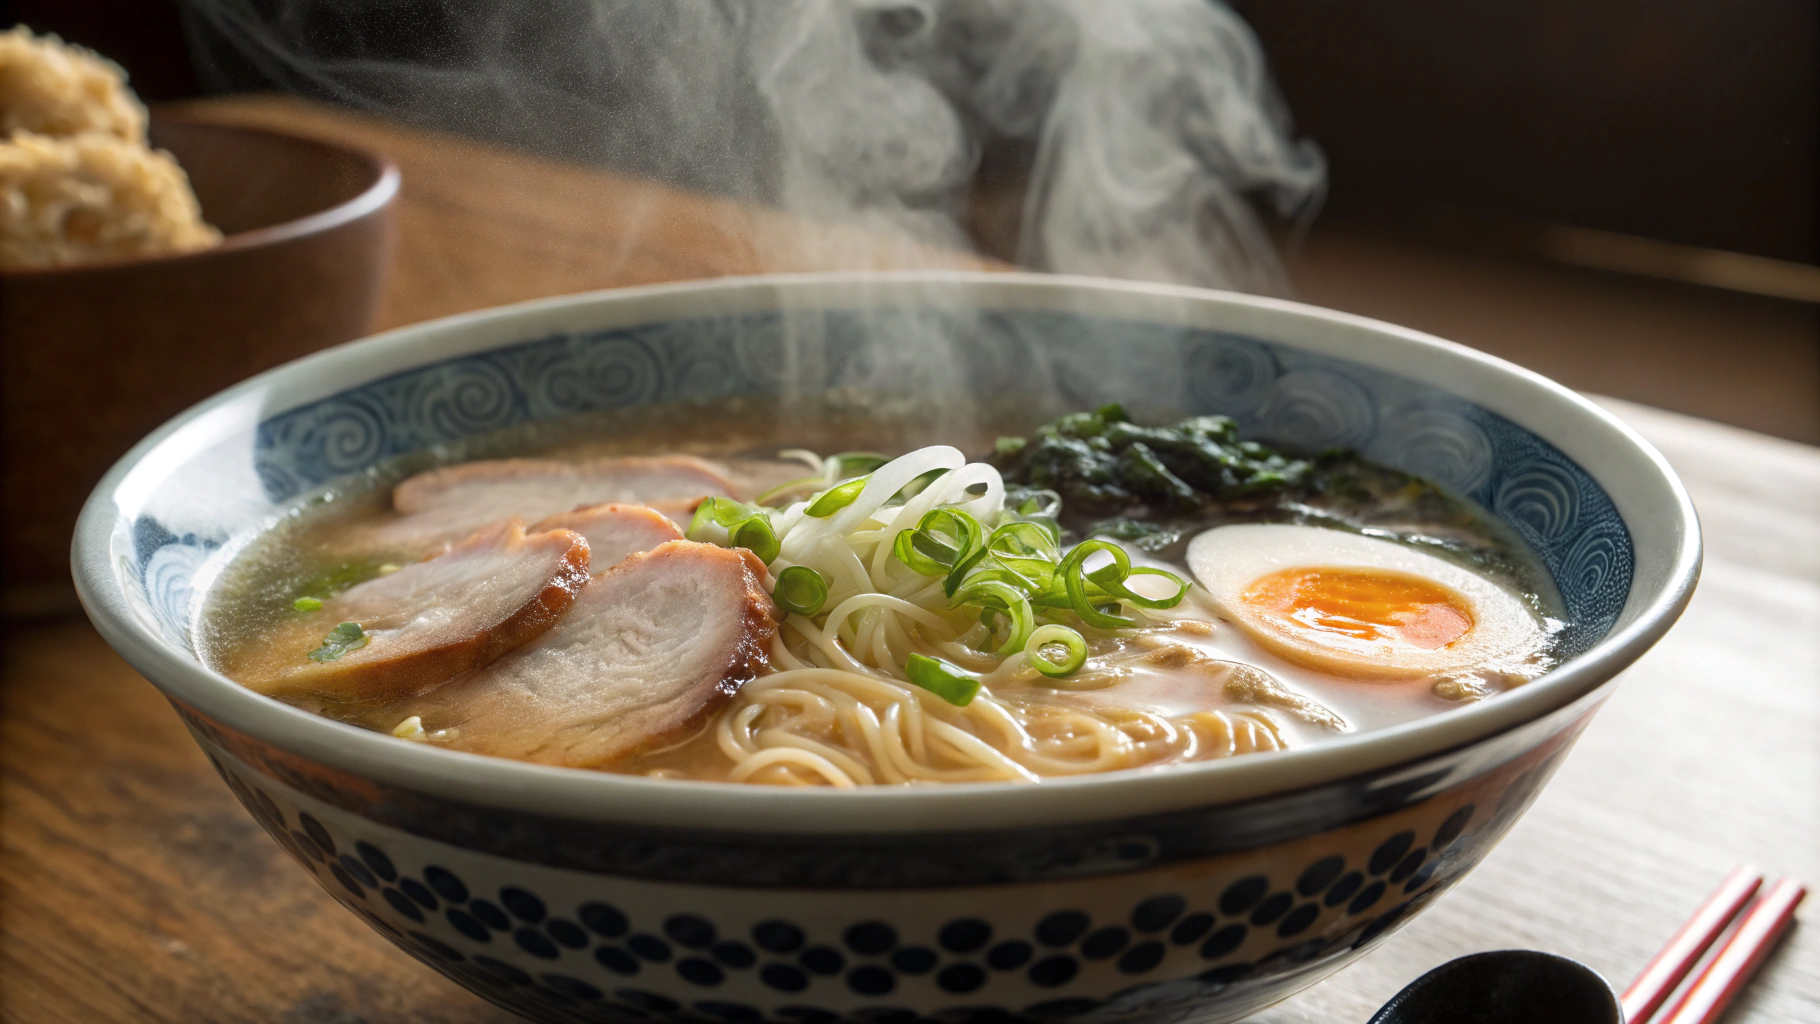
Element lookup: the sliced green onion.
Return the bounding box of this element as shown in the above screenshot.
[893,529,954,576]
[949,579,1035,656]
[944,520,1061,597]
[1097,565,1191,609]
[1075,541,1187,609]
[688,496,741,534]
[904,654,981,707]
[805,475,870,517]
[942,541,993,597]
[773,565,829,617]
[946,520,1062,592]
[293,596,323,612]
[985,521,1061,586]
[1059,540,1138,629]
[307,621,368,663]
[1025,624,1088,678]
[990,519,1060,557]
[955,565,1040,592]
[729,517,780,564]
[893,507,986,576]
[688,497,781,564]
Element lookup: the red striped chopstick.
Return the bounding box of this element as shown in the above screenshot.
[1655,875,1807,1024]
[1620,865,1764,1024]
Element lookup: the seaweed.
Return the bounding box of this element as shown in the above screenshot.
[991,403,1328,517]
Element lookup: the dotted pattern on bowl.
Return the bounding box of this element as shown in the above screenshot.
[203,736,1561,1024]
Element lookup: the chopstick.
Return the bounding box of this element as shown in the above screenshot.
[1620,865,1764,1024]
[1655,875,1808,1024]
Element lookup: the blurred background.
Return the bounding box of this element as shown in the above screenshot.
[10,0,1818,440]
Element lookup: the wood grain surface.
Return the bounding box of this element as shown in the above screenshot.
[2,97,1814,1023]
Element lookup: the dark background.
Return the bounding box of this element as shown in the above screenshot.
[12,0,1814,266]
[1232,0,1817,265]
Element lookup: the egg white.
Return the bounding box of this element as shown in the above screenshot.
[1185,523,1542,681]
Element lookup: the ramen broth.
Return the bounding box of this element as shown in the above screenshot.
[200,399,1564,785]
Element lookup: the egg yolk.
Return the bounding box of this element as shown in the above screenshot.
[1241,568,1473,652]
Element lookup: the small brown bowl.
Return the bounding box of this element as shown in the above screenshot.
[0,114,398,614]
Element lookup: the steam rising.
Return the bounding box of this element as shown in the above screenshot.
[184,0,1323,293]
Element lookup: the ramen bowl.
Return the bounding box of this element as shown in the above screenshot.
[72,272,1699,1024]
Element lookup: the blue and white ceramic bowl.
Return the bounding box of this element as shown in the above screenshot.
[73,273,1700,1024]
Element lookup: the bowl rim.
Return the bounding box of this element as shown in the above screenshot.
[0,115,400,279]
[72,270,1702,835]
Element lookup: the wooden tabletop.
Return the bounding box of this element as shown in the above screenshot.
[3,97,1814,1023]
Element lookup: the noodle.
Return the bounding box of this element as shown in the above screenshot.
[727,747,857,788]
[689,650,1289,785]
[632,446,1306,786]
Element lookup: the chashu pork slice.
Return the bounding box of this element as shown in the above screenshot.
[397,540,777,768]
[361,456,734,557]
[246,520,591,702]
[529,503,684,572]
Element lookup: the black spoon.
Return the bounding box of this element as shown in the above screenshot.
[1367,950,1622,1024]
[1364,866,1805,1024]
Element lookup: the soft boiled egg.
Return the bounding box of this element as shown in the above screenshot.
[1186,523,1542,681]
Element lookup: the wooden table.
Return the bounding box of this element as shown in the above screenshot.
[3,98,1815,1023]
